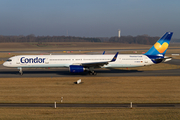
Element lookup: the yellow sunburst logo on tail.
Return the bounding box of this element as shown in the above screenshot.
[154,42,168,53]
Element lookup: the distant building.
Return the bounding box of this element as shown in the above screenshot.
[118,30,121,38]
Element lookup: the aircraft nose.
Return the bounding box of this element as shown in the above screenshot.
[3,62,7,67]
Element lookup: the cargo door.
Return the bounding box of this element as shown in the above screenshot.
[16,57,20,64]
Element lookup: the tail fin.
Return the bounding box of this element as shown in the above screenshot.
[145,32,173,56]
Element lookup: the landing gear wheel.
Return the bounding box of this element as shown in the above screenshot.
[19,72,23,76]
[92,72,97,75]
[89,71,97,76]
[89,72,92,75]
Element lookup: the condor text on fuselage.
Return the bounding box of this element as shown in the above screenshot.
[20,57,46,64]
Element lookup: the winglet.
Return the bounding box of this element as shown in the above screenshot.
[110,52,119,62]
[102,51,105,55]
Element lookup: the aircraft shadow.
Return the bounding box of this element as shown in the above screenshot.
[0,69,143,76]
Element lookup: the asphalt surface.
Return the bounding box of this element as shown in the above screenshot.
[0,65,180,78]
[0,103,180,108]
[166,59,180,65]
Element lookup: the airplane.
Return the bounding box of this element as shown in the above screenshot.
[3,32,173,75]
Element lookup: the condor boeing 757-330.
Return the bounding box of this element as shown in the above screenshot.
[3,32,173,75]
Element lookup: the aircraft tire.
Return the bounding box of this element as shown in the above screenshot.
[93,72,97,75]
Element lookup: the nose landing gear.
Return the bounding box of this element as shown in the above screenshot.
[18,67,23,75]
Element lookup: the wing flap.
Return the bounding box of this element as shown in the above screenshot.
[81,61,109,67]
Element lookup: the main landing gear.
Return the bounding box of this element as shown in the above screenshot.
[18,67,23,75]
[88,71,97,75]
[88,67,97,75]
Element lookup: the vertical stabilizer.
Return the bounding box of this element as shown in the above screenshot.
[145,32,173,56]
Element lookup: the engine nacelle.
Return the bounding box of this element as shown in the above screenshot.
[69,65,85,73]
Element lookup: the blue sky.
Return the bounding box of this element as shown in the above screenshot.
[0,0,180,38]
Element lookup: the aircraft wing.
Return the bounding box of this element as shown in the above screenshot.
[73,52,119,68]
[81,61,110,67]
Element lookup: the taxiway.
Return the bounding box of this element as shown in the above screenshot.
[0,103,180,108]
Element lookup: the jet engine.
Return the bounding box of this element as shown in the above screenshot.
[69,65,85,73]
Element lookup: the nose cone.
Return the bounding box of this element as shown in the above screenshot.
[3,62,8,67]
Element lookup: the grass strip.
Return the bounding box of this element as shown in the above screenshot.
[0,76,180,103]
[0,108,180,120]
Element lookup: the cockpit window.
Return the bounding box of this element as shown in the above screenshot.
[6,59,12,62]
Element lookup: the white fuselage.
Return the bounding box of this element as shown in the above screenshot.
[3,54,154,68]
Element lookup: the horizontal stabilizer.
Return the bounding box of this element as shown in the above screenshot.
[153,57,172,63]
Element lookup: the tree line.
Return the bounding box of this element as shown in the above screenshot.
[0,34,101,43]
[0,34,161,45]
[109,35,160,45]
